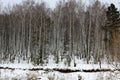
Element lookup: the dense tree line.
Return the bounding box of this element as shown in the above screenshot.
[0,0,119,66]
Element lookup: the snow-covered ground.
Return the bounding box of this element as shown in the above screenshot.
[0,57,120,80]
[0,58,115,70]
[0,69,120,80]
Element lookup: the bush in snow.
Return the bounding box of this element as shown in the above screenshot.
[26,72,38,80]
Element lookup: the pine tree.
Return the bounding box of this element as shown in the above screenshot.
[106,4,120,30]
[104,3,120,61]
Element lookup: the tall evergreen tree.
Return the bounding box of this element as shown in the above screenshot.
[106,4,120,30]
[104,3,120,61]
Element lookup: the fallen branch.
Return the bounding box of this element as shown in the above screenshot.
[0,66,120,73]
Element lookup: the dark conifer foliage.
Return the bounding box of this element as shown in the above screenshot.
[104,3,120,62]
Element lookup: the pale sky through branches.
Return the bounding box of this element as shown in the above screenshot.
[0,0,120,9]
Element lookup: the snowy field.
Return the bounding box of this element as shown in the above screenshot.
[0,68,120,80]
[0,59,120,80]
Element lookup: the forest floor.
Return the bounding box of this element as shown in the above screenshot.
[0,62,120,80]
[0,57,120,80]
